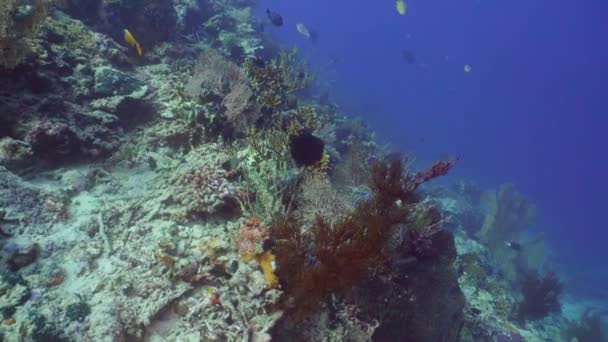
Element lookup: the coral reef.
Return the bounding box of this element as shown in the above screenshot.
[0,0,581,340]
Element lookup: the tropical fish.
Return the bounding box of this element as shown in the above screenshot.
[395,0,407,15]
[505,241,522,251]
[296,23,311,39]
[266,8,283,27]
[124,29,142,56]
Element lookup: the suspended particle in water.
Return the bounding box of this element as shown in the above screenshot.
[464,64,472,73]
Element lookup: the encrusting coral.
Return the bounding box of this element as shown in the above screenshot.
[236,216,278,288]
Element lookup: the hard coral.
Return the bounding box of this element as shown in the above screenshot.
[191,165,241,214]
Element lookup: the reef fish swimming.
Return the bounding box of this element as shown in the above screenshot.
[395,0,407,15]
[124,29,142,56]
[266,8,283,27]
[296,23,311,39]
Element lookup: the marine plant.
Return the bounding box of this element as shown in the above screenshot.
[272,157,456,318]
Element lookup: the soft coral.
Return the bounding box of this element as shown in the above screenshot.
[273,158,456,318]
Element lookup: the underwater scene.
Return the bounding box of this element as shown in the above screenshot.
[0,0,606,341]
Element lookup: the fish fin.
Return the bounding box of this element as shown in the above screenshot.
[136,43,143,56]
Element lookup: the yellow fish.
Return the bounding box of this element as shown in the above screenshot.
[124,29,143,56]
[395,0,407,15]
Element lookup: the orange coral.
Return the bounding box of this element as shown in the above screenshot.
[236,216,268,256]
[236,217,277,288]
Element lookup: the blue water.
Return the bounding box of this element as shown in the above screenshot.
[257,0,608,297]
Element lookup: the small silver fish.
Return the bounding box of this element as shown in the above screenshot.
[296,23,311,39]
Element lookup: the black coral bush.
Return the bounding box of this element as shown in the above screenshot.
[515,271,563,322]
[272,158,456,317]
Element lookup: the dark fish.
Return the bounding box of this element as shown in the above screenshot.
[402,49,416,64]
[505,241,522,251]
[266,9,283,27]
[290,131,325,167]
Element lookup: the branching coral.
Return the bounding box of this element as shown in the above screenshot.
[244,48,314,113]
[272,158,456,318]
[230,128,293,222]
